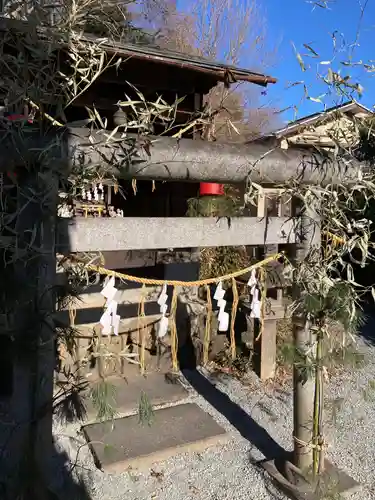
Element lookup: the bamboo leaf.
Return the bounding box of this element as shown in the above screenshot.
[292,43,306,72]
[303,44,319,57]
[228,119,240,135]
[308,96,322,103]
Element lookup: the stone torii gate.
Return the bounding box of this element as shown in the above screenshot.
[0,129,359,497]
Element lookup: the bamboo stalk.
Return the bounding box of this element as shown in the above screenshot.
[312,323,324,478]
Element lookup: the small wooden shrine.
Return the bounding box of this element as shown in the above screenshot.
[35,29,296,383]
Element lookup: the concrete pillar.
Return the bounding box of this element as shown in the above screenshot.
[1,169,58,498]
[292,201,321,472]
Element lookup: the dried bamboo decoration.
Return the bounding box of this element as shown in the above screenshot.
[62,304,77,363]
[132,178,137,195]
[69,304,77,327]
[170,286,179,372]
[138,284,147,374]
[203,284,212,365]
[97,325,105,379]
[230,278,239,359]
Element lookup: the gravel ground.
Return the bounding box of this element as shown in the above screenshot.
[52,337,375,500]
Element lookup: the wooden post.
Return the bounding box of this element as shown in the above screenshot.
[292,202,321,472]
[254,191,282,381]
[258,319,277,380]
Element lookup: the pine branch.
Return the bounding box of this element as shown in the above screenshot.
[90,380,118,421]
[138,391,154,426]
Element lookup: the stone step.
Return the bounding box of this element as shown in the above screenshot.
[82,402,227,472]
[84,369,188,422]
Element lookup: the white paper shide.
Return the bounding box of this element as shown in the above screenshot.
[213,282,229,332]
[100,276,121,335]
[247,269,261,319]
[157,283,169,338]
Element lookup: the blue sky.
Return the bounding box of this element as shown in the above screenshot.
[260,0,375,123]
[175,0,375,126]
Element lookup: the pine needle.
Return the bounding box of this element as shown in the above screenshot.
[90,380,117,421]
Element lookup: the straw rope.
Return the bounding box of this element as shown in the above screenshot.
[60,252,284,373]
[293,435,328,452]
[62,252,283,287]
[256,267,267,342]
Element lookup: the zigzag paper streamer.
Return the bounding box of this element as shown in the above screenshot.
[100,276,120,335]
[213,282,229,332]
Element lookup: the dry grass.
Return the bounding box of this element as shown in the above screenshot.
[199,245,252,280]
[210,344,253,379]
[203,316,366,389]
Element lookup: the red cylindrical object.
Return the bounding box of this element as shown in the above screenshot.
[6,114,25,121]
[199,183,225,196]
[6,113,33,124]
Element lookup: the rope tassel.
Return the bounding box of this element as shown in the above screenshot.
[69,304,77,327]
[170,286,179,372]
[230,278,239,360]
[203,284,212,365]
[138,284,146,375]
[256,267,267,342]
